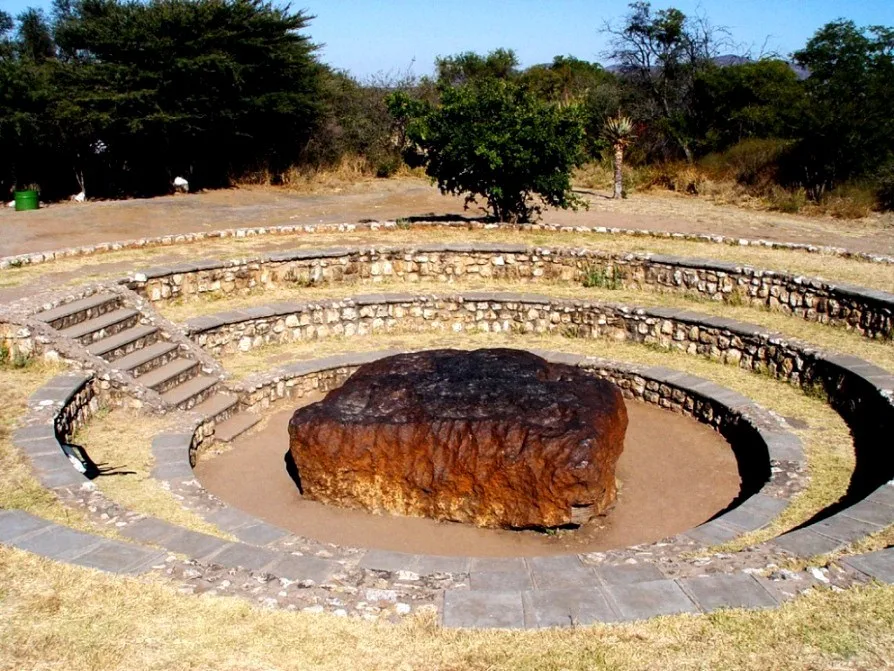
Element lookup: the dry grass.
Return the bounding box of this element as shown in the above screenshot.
[158,278,894,374]
[73,409,231,538]
[221,330,854,544]
[0,360,103,534]
[0,544,892,671]
[236,154,427,193]
[4,226,894,293]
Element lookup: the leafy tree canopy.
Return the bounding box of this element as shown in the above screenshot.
[389,75,587,223]
[604,1,727,162]
[789,20,894,195]
[435,48,519,87]
[1,0,323,198]
[691,60,807,151]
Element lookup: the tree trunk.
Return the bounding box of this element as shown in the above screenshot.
[612,144,624,199]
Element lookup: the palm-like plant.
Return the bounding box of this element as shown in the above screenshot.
[602,115,636,200]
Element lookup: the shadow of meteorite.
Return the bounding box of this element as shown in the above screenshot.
[284,449,303,495]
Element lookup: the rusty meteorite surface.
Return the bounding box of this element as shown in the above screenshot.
[287,349,628,529]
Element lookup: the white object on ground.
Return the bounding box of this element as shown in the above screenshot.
[6,201,14,208]
[72,191,86,202]
[173,176,189,193]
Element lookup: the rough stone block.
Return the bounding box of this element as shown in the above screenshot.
[773,528,842,557]
[470,570,533,591]
[0,510,53,542]
[522,587,618,627]
[442,589,525,628]
[596,563,666,585]
[604,579,698,621]
[71,541,166,574]
[269,554,337,583]
[841,548,894,584]
[679,573,778,611]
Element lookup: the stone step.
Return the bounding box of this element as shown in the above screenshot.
[109,341,180,376]
[36,294,121,330]
[87,324,160,360]
[192,392,240,422]
[214,412,262,442]
[59,308,139,345]
[135,357,199,393]
[161,374,218,410]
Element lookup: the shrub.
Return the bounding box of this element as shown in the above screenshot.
[819,183,877,219]
[582,265,623,289]
[876,163,894,212]
[766,186,807,213]
[388,79,587,223]
[699,138,788,191]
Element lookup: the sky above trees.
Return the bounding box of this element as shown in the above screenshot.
[3,0,894,78]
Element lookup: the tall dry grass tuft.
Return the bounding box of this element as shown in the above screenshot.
[234,155,425,194]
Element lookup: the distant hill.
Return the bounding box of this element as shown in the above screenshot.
[607,55,810,80]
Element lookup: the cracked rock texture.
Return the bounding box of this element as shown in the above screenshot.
[289,348,627,529]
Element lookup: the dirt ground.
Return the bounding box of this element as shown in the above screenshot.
[196,398,740,557]
[2,177,894,257]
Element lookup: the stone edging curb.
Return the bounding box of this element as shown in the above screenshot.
[2,219,892,271]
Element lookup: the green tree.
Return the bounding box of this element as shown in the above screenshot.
[1,0,324,199]
[435,48,519,87]
[520,55,612,107]
[604,1,727,162]
[389,78,586,223]
[789,20,894,198]
[690,60,806,151]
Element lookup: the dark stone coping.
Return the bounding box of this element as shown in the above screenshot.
[128,244,894,337]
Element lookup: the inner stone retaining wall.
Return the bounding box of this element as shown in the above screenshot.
[128,245,894,339]
[224,349,802,545]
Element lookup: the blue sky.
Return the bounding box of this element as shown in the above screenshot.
[2,0,893,79]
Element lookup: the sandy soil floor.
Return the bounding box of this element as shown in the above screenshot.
[195,397,740,557]
[2,178,893,257]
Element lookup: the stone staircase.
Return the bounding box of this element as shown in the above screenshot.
[35,292,259,443]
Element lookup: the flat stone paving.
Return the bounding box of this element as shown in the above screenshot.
[2,265,893,628]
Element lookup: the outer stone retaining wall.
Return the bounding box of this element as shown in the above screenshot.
[4,220,893,271]
[130,245,894,339]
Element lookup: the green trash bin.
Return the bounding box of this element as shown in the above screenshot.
[14,190,39,211]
